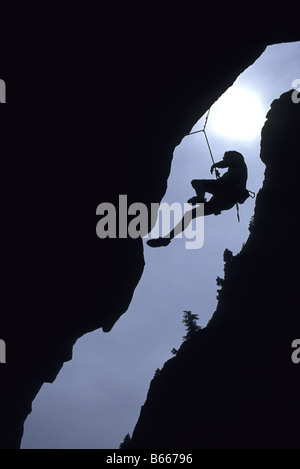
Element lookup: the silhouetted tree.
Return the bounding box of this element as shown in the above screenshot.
[216,276,224,300]
[153,368,161,379]
[119,433,132,449]
[223,248,233,264]
[248,215,255,233]
[216,276,224,287]
[182,310,201,341]
[171,348,178,355]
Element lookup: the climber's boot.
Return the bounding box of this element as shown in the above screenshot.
[187,196,206,205]
[146,237,171,248]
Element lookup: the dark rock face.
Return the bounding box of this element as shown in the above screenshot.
[0,3,299,448]
[130,90,300,449]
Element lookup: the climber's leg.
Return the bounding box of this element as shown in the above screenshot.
[188,179,206,204]
[168,206,200,239]
[191,179,206,196]
[188,179,223,204]
[147,206,202,248]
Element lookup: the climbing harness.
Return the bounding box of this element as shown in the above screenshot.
[187,109,255,222]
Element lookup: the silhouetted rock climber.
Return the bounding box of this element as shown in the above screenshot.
[147,151,249,247]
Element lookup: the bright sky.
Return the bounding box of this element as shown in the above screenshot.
[208,85,267,140]
[22,41,300,449]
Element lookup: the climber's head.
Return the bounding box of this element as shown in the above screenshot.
[223,151,244,164]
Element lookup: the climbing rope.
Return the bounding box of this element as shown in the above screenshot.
[188,109,220,179]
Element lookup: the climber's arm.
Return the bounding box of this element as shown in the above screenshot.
[210,160,229,174]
